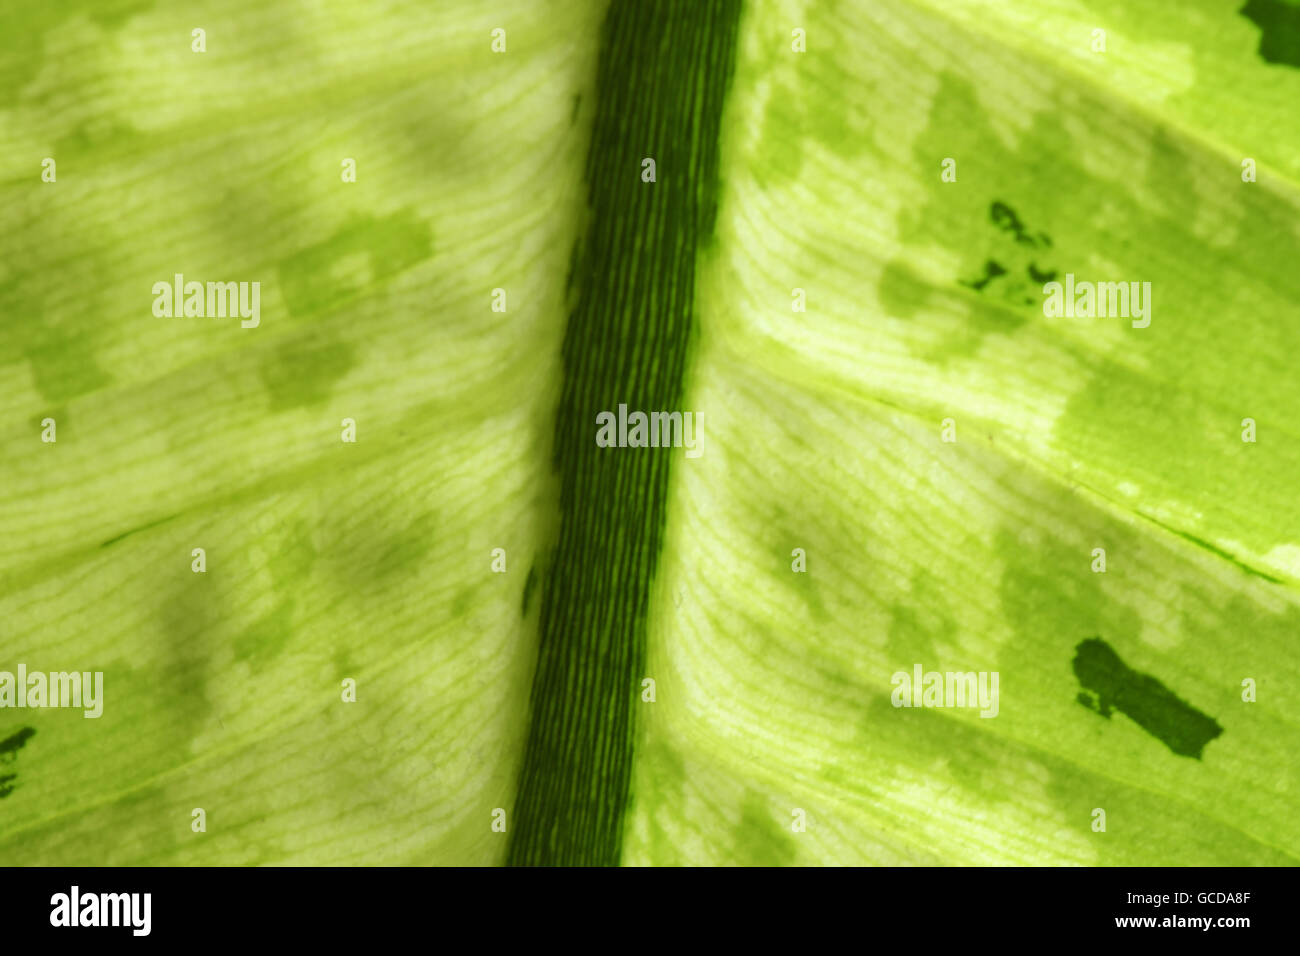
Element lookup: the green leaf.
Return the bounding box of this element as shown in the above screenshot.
[0,0,600,865]
[2,0,1298,866]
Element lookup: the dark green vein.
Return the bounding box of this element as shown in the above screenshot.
[1166,528,1284,585]
[99,513,180,549]
[506,0,742,866]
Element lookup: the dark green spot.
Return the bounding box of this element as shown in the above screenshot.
[0,726,35,760]
[1241,0,1300,68]
[233,601,295,664]
[0,1,154,98]
[991,201,1026,237]
[1072,637,1223,758]
[960,259,1007,292]
[730,793,797,866]
[1027,262,1056,283]
[15,322,112,406]
[991,200,1052,248]
[277,209,432,320]
[0,727,36,799]
[260,337,357,412]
